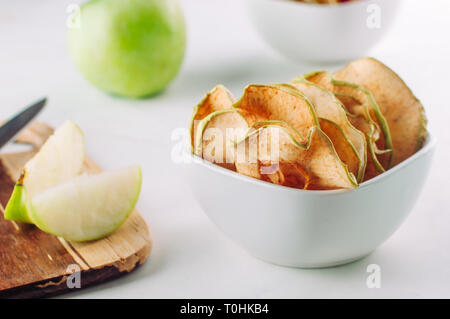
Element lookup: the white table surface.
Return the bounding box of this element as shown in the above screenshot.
[1,0,449,298]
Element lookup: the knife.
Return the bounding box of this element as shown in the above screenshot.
[0,98,47,149]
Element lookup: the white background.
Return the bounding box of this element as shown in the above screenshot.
[1,0,449,298]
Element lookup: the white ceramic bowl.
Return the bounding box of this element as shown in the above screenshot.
[185,135,436,268]
[245,0,402,63]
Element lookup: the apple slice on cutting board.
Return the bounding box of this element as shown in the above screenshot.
[28,166,142,242]
[5,120,85,223]
[0,122,150,298]
[4,120,142,242]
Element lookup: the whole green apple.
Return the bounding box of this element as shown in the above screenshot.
[68,0,186,98]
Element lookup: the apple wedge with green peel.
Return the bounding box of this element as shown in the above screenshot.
[27,166,142,242]
[289,79,367,182]
[4,120,85,223]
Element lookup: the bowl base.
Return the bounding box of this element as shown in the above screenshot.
[253,252,373,269]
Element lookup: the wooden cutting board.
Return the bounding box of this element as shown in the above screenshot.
[0,122,152,298]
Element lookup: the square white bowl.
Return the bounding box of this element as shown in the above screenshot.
[184,134,436,268]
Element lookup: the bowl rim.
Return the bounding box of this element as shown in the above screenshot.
[188,133,436,195]
[255,0,383,9]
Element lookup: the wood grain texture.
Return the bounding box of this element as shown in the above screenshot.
[0,122,151,298]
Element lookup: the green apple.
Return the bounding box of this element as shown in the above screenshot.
[4,121,85,223]
[27,166,142,242]
[68,0,186,98]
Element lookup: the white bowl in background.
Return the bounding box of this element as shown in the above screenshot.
[245,0,402,63]
[185,135,436,268]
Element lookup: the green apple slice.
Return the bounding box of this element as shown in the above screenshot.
[5,120,85,223]
[27,166,142,242]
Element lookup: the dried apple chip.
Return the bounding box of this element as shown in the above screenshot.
[317,118,361,183]
[234,120,308,186]
[235,124,357,190]
[304,70,392,180]
[190,85,236,151]
[333,57,427,166]
[195,109,248,170]
[234,84,318,142]
[289,79,367,182]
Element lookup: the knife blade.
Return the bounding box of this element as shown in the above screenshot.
[0,98,47,149]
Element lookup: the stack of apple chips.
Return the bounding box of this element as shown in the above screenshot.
[190,58,427,190]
